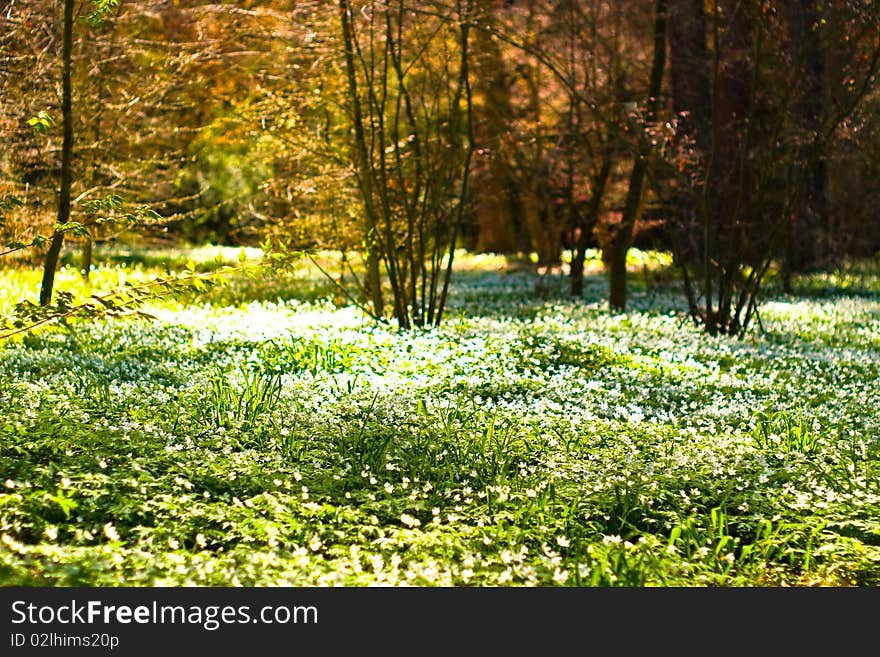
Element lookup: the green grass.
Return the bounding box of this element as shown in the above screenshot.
[0,246,878,586]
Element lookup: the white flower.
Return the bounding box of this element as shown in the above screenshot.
[400,513,420,528]
[103,523,120,542]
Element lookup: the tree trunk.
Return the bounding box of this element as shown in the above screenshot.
[570,156,611,297]
[668,0,710,153]
[39,0,74,306]
[667,0,711,265]
[472,23,519,254]
[81,236,92,279]
[608,0,667,311]
[784,0,827,281]
[713,0,753,329]
[338,0,383,318]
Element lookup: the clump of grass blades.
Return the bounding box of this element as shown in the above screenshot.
[750,407,820,457]
[395,398,530,487]
[261,335,357,375]
[196,365,282,447]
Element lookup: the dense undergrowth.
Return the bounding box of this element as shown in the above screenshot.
[0,248,878,586]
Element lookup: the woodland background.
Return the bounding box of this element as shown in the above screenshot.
[2,0,878,334]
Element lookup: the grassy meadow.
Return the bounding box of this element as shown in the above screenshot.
[1,246,879,586]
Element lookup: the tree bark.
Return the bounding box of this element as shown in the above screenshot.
[667,0,710,265]
[472,23,520,254]
[570,156,611,298]
[608,0,667,311]
[784,0,827,280]
[338,0,384,318]
[713,0,753,329]
[39,0,74,306]
[668,0,710,154]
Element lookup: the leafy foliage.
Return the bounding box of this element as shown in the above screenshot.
[26,111,54,135]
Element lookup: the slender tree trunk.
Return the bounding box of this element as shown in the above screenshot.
[784,0,826,283]
[338,0,383,318]
[668,0,710,153]
[713,0,753,332]
[39,0,74,306]
[522,0,559,270]
[434,4,473,326]
[472,23,519,254]
[667,0,711,267]
[570,155,611,297]
[80,238,92,279]
[608,0,667,311]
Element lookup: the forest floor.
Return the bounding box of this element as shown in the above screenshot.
[1,247,879,585]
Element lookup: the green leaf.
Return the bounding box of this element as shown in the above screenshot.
[27,110,54,135]
[46,488,78,520]
[83,0,120,27]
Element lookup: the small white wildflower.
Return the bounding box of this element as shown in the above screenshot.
[400,513,420,528]
[103,523,120,542]
[552,568,569,585]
